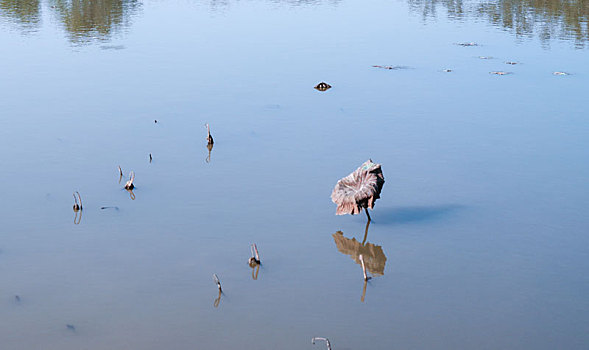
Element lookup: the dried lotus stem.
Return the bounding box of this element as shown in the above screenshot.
[312,337,332,350]
[125,171,135,190]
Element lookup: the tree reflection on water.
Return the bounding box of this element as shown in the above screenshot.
[0,0,140,43]
[0,0,41,32]
[50,0,141,44]
[408,0,589,47]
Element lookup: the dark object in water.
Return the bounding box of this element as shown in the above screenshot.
[442,69,452,72]
[66,324,75,331]
[14,295,21,302]
[456,42,478,46]
[100,206,119,210]
[205,123,214,145]
[314,82,331,91]
[124,171,135,190]
[553,71,569,76]
[149,153,152,163]
[72,192,83,212]
[248,243,261,267]
[505,61,518,65]
[490,71,512,75]
[154,120,158,123]
[331,160,385,221]
[312,337,332,350]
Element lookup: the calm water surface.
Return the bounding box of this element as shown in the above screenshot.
[1,0,588,349]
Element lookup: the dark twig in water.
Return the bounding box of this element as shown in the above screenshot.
[125,171,135,190]
[249,243,261,266]
[100,206,119,210]
[118,166,124,183]
[205,123,214,145]
[213,273,222,292]
[66,324,76,331]
[312,337,332,350]
[359,254,371,281]
[72,192,82,212]
[149,153,152,163]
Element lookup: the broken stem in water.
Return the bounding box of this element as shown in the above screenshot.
[212,274,222,292]
[312,337,332,350]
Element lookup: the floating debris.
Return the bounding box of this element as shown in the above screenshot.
[248,244,261,267]
[118,165,123,177]
[490,71,512,75]
[66,324,76,332]
[14,295,21,302]
[312,337,332,350]
[553,71,570,76]
[100,206,119,210]
[205,123,214,145]
[442,69,452,73]
[372,65,410,70]
[72,192,83,212]
[456,42,478,47]
[478,56,493,59]
[149,153,152,163]
[154,120,158,123]
[505,61,519,65]
[314,82,332,91]
[124,171,135,190]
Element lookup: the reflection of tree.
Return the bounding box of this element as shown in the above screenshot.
[0,0,41,32]
[408,0,589,46]
[50,0,140,43]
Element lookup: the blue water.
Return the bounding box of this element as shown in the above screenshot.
[0,0,588,349]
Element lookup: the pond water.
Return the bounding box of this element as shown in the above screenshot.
[1,0,588,349]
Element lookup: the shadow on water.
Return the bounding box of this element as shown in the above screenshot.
[372,204,464,225]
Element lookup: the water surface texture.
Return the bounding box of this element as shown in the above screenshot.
[1,0,588,349]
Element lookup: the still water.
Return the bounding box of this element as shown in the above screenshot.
[1,0,588,349]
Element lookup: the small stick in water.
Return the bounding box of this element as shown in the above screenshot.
[248,243,261,266]
[66,324,76,331]
[205,123,214,145]
[72,192,82,212]
[359,254,371,281]
[118,166,124,184]
[125,171,135,190]
[312,337,332,350]
[149,153,152,163]
[212,274,222,292]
